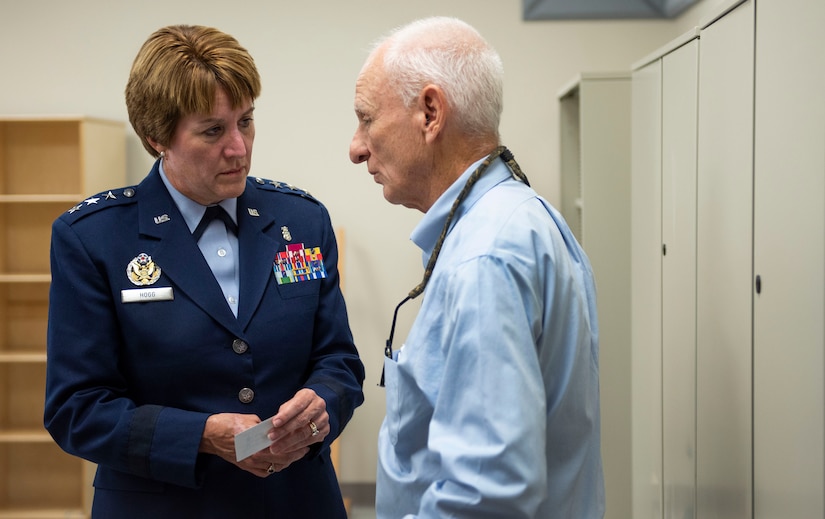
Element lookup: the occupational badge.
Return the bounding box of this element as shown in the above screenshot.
[273,243,327,285]
[126,253,162,286]
[281,226,292,241]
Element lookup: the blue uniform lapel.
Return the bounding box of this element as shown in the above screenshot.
[136,167,243,334]
[235,186,281,330]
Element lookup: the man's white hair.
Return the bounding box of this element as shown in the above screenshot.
[370,16,504,139]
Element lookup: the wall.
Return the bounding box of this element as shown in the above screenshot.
[0,0,715,483]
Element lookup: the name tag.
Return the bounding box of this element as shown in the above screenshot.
[121,286,174,303]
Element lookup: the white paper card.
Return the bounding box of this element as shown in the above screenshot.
[234,418,274,462]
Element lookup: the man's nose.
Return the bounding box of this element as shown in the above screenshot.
[349,133,369,164]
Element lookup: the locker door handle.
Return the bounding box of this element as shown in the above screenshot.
[755,275,762,294]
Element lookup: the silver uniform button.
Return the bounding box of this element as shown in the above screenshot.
[232,339,248,354]
[238,388,255,403]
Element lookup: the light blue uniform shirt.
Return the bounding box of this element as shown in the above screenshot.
[159,162,240,317]
[377,157,605,518]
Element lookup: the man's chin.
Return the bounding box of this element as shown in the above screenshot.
[382,186,399,205]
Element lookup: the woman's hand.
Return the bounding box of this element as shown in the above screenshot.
[199,412,304,478]
[267,388,329,461]
[198,387,329,477]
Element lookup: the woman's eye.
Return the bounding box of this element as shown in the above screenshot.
[204,126,222,136]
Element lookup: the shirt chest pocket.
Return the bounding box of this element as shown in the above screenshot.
[382,354,432,451]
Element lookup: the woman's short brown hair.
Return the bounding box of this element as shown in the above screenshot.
[125,25,262,157]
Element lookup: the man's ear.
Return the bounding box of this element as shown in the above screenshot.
[419,84,446,140]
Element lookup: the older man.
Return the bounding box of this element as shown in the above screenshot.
[350,16,605,519]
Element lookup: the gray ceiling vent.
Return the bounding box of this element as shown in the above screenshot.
[523,0,700,20]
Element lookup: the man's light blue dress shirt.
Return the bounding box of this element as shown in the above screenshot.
[377,156,605,518]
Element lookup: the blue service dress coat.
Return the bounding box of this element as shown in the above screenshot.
[44,162,365,518]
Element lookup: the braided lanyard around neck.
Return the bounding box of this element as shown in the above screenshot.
[379,145,530,386]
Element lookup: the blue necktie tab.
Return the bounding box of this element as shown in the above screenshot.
[192,205,238,241]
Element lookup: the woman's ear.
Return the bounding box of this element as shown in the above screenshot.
[146,137,165,157]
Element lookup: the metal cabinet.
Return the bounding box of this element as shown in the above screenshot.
[558,72,632,519]
[695,1,755,516]
[753,0,825,516]
[631,27,700,519]
[631,0,825,517]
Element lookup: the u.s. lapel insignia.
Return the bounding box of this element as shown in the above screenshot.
[281,226,292,241]
[126,253,162,286]
[153,214,170,225]
[273,243,327,285]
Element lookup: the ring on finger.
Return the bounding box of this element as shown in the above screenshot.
[267,463,275,474]
[308,420,320,437]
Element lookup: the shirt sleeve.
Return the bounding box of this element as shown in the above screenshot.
[416,252,549,518]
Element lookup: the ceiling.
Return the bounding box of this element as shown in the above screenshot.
[523,0,700,20]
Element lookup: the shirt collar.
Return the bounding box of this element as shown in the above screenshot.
[158,159,238,233]
[410,155,511,262]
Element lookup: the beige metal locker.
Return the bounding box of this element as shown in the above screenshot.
[630,58,664,519]
[630,0,825,517]
[753,0,825,516]
[661,35,699,519]
[696,1,755,516]
[558,73,632,519]
[631,27,700,519]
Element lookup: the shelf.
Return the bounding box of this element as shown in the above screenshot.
[0,429,52,443]
[0,195,83,203]
[0,203,69,274]
[0,116,124,518]
[0,275,50,284]
[0,353,46,363]
[0,442,87,511]
[0,118,124,197]
[0,509,86,519]
[0,283,49,354]
[0,364,47,430]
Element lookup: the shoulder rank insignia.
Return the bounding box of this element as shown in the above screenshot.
[127,253,162,286]
[251,177,319,204]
